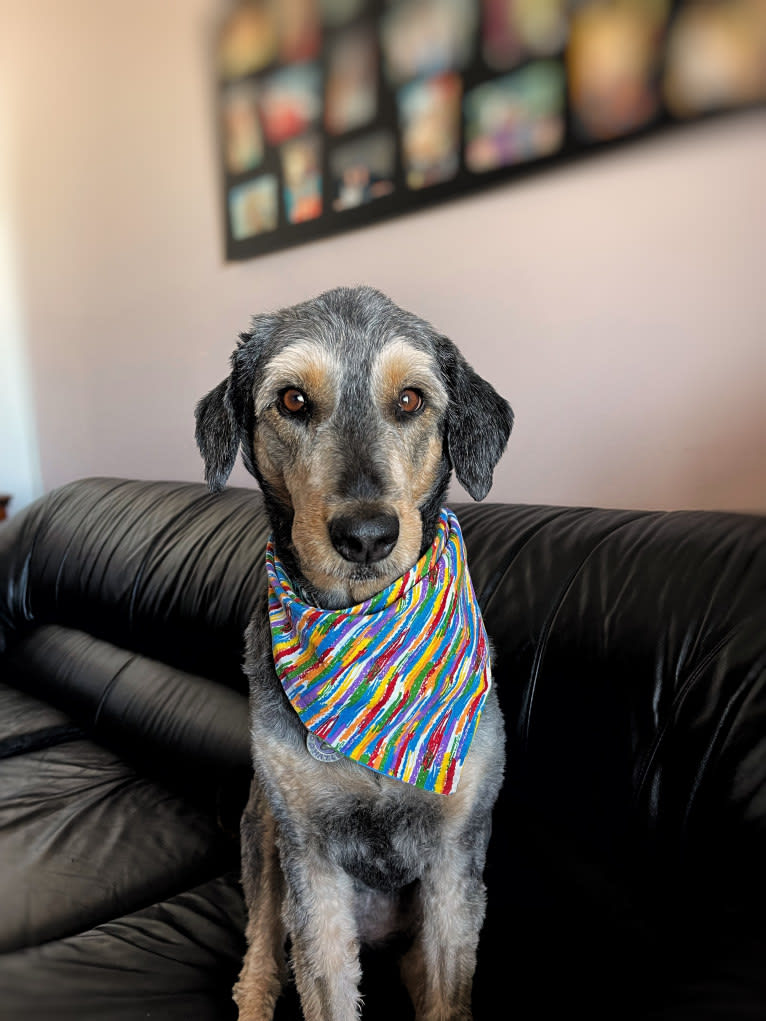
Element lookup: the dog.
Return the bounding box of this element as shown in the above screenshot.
[195,286,513,1021]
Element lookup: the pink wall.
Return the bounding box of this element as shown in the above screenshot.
[4,1,765,513]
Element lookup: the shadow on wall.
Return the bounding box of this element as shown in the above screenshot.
[0,212,43,517]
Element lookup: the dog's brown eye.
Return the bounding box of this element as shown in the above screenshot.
[280,388,307,414]
[397,389,422,414]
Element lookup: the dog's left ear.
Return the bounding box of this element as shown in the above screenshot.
[436,336,514,501]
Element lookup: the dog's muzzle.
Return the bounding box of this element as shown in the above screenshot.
[329,510,399,565]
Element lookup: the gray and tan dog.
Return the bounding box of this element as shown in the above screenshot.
[195,286,513,1021]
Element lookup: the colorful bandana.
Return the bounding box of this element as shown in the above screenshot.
[266,508,491,795]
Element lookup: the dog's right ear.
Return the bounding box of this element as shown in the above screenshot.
[195,377,239,493]
[195,318,278,491]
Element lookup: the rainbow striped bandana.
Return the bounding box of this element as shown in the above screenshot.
[266,508,491,795]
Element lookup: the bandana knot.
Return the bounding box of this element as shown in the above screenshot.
[266,508,491,795]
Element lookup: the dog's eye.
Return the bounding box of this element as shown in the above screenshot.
[280,388,308,414]
[397,389,423,414]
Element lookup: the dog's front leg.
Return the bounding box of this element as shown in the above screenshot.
[234,781,288,1021]
[401,845,488,1021]
[281,849,363,1021]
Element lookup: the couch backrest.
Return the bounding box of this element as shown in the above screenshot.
[2,477,766,897]
[0,478,269,684]
[455,498,766,914]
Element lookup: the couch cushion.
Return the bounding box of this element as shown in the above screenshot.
[0,682,79,756]
[0,732,237,953]
[0,874,246,1021]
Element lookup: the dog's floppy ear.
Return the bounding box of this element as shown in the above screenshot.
[195,319,278,491]
[195,377,239,493]
[437,337,514,501]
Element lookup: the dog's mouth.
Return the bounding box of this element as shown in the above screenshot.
[296,559,398,610]
[345,562,389,584]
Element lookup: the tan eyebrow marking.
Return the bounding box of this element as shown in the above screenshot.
[254,339,340,415]
[371,338,447,411]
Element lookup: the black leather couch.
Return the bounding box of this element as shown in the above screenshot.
[1,477,765,1020]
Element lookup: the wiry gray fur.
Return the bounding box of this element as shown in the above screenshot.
[195,286,513,1021]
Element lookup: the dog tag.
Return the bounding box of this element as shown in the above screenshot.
[306,731,342,763]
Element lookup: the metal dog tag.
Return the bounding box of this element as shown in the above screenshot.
[306,731,342,763]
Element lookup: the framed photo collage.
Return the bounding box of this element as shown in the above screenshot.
[216,0,766,261]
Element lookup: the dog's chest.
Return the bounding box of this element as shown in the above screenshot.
[313,791,442,893]
[252,720,448,891]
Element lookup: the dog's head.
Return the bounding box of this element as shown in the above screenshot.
[195,287,513,607]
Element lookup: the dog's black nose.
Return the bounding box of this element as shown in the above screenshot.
[329,512,399,565]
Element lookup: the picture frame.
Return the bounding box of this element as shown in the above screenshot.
[215,0,766,262]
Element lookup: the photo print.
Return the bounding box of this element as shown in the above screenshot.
[228,175,279,240]
[281,133,323,223]
[331,131,396,210]
[380,0,478,84]
[258,63,323,146]
[398,72,463,189]
[464,60,565,173]
[325,24,378,135]
[481,0,569,70]
[221,81,263,175]
[567,0,670,142]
